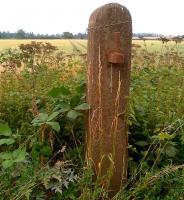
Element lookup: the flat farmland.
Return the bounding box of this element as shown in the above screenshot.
[1,39,184,53]
[134,39,184,53]
[1,39,184,54]
[0,39,87,53]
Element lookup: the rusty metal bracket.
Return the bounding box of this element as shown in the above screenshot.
[107,32,124,64]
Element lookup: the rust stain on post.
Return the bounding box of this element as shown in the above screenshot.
[107,32,124,64]
[86,3,132,196]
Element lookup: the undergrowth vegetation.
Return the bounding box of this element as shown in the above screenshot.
[0,41,184,200]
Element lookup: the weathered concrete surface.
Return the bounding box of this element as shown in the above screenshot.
[86,3,132,196]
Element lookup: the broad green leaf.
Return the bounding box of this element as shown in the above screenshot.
[53,102,70,113]
[0,152,12,160]
[74,103,90,111]
[2,160,14,169]
[46,122,60,133]
[135,141,148,147]
[70,95,81,108]
[165,145,177,157]
[0,123,12,136]
[67,110,82,120]
[158,132,174,140]
[59,103,71,112]
[47,111,61,122]
[31,113,48,124]
[0,138,15,145]
[59,107,70,113]
[48,86,71,97]
[12,148,26,162]
[12,148,24,156]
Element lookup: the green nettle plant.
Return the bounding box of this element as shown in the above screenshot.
[0,122,26,169]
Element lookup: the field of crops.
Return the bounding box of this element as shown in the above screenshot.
[0,40,184,199]
[1,39,184,54]
[0,39,87,53]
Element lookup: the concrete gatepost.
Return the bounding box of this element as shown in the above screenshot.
[86,3,132,196]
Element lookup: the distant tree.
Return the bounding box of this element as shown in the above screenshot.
[62,32,74,39]
[25,32,36,39]
[16,29,26,39]
[74,32,87,39]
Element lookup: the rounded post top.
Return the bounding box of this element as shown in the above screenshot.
[88,3,132,30]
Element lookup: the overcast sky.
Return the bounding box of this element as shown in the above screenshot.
[0,0,183,36]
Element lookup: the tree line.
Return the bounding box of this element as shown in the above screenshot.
[0,29,183,39]
[133,33,163,37]
[0,29,87,39]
